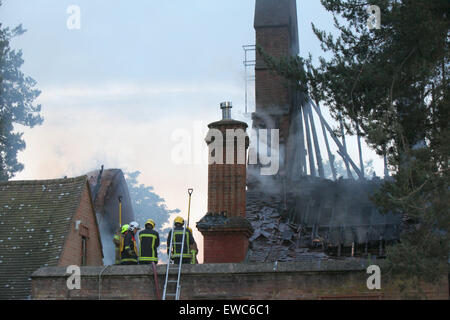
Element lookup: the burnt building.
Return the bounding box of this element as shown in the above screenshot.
[245,0,402,262]
[86,167,135,265]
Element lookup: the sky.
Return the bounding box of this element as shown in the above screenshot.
[0,0,385,263]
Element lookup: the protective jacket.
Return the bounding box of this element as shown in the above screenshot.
[113,231,122,264]
[120,230,138,264]
[138,226,160,263]
[167,226,196,261]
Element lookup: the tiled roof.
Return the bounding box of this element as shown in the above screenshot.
[0,176,88,299]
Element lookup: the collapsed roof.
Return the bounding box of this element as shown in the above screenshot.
[245,177,402,263]
[86,167,134,234]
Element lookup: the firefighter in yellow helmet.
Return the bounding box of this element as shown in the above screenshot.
[138,219,160,264]
[120,222,139,265]
[167,216,197,264]
[113,224,129,265]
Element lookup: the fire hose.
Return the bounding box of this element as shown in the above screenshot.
[151,262,161,300]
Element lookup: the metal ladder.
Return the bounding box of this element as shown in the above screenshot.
[162,224,187,300]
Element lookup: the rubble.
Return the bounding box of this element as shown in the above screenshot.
[245,177,402,262]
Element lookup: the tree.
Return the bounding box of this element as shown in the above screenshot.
[0,9,43,181]
[125,171,180,263]
[259,0,449,289]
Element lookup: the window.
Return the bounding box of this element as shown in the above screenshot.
[81,236,87,266]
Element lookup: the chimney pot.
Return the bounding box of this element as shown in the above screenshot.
[220,101,232,119]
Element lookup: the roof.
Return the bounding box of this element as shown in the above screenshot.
[86,168,134,234]
[0,175,89,299]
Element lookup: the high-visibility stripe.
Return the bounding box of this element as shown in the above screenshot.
[172,230,191,258]
[121,258,137,263]
[139,233,157,260]
[139,256,158,262]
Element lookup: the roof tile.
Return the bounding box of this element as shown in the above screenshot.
[0,175,88,299]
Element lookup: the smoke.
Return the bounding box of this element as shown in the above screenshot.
[97,213,116,266]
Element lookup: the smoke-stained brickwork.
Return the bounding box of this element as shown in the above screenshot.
[253,0,299,173]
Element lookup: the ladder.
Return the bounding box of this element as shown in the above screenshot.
[162,224,187,300]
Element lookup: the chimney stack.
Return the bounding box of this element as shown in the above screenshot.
[196,102,253,263]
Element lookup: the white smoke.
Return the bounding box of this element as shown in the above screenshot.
[97,213,116,266]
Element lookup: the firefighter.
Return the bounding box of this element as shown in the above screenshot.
[120,221,139,265]
[167,216,196,265]
[138,218,160,264]
[113,225,128,265]
[187,227,198,264]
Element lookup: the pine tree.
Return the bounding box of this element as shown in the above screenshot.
[0,12,43,181]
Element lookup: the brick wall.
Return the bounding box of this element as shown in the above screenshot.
[202,231,250,263]
[254,24,297,175]
[255,27,292,115]
[58,183,103,266]
[202,119,252,264]
[206,121,248,218]
[31,260,448,300]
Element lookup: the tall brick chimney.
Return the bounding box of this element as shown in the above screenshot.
[251,0,299,175]
[197,102,253,263]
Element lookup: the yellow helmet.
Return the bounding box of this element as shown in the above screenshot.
[145,219,155,228]
[174,216,184,225]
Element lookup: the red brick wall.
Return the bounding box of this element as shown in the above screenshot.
[31,262,449,300]
[207,122,248,218]
[202,232,249,263]
[58,183,103,266]
[254,25,296,173]
[255,27,291,112]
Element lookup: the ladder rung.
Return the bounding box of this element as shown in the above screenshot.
[165,293,176,296]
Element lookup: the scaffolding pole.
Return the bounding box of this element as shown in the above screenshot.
[243,45,256,115]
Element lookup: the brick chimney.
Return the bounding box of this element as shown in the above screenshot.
[197,102,253,263]
[252,0,300,175]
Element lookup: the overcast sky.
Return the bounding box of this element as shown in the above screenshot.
[1,0,384,262]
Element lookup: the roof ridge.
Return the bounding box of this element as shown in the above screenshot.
[0,175,87,186]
